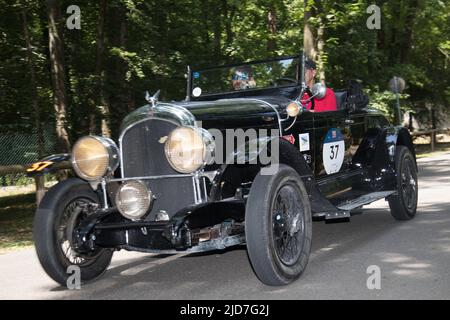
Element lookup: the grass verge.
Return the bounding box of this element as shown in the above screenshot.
[416,147,450,159]
[0,193,35,254]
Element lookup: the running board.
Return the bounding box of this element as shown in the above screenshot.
[336,191,396,211]
[312,210,351,221]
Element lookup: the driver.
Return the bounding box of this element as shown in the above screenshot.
[301,59,337,112]
[232,66,256,90]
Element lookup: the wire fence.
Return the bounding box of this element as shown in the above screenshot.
[0,126,57,187]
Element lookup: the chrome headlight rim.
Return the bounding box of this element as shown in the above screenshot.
[115,180,152,221]
[164,126,215,174]
[71,136,120,181]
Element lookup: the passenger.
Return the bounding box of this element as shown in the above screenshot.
[231,66,256,90]
[302,59,337,112]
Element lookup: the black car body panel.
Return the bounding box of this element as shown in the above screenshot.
[35,55,416,255]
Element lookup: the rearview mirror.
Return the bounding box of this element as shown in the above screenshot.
[312,83,327,100]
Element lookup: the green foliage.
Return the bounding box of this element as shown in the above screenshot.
[0,0,448,147]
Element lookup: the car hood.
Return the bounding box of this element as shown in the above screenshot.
[173,97,291,130]
[121,96,292,133]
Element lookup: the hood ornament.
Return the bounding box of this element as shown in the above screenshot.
[145,89,161,108]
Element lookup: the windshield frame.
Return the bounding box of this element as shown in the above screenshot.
[187,54,303,100]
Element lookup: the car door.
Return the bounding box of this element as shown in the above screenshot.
[282,111,315,172]
[313,109,353,196]
[348,110,367,165]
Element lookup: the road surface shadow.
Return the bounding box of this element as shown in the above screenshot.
[44,203,450,299]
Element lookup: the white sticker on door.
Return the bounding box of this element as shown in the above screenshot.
[299,133,310,152]
[323,128,345,175]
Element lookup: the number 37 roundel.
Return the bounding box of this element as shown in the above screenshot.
[322,128,345,175]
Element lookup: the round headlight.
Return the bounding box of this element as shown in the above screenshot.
[287,101,302,117]
[71,136,119,181]
[115,180,152,220]
[165,126,214,173]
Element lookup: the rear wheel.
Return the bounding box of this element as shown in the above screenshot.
[33,179,113,286]
[245,165,312,286]
[388,146,418,220]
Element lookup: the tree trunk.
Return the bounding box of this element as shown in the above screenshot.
[46,0,70,153]
[316,17,325,83]
[201,0,211,46]
[119,13,134,113]
[303,0,316,60]
[95,0,111,137]
[400,0,419,64]
[21,9,44,157]
[21,7,46,205]
[267,4,277,53]
[222,0,235,60]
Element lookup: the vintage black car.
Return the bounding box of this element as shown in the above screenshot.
[32,54,418,286]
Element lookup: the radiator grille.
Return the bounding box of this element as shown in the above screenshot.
[120,119,196,219]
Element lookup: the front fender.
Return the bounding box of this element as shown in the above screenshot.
[353,125,415,191]
[386,126,416,163]
[26,153,71,177]
[37,178,96,210]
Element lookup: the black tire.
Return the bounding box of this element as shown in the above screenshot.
[388,146,418,220]
[33,179,113,286]
[245,164,312,286]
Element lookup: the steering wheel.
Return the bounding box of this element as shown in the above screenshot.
[272,77,298,87]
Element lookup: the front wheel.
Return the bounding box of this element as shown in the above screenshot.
[33,179,113,286]
[245,164,312,286]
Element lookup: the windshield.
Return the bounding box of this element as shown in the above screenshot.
[190,56,300,98]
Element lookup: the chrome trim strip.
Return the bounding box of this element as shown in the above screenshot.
[191,174,208,204]
[192,176,200,204]
[195,175,202,203]
[202,176,208,201]
[108,174,194,182]
[101,178,109,209]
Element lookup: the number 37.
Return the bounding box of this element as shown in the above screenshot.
[27,161,53,172]
[329,145,339,160]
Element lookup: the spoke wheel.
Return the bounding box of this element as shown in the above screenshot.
[400,157,417,211]
[388,146,418,220]
[272,184,305,266]
[246,164,312,286]
[56,198,103,266]
[33,179,113,286]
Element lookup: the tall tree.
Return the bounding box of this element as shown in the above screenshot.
[267,3,277,53]
[303,0,316,60]
[94,0,110,137]
[46,0,70,153]
[21,5,45,204]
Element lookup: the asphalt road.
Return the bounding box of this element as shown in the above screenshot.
[1,153,450,300]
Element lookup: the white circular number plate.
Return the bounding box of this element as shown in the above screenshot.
[192,87,202,97]
[322,128,345,175]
